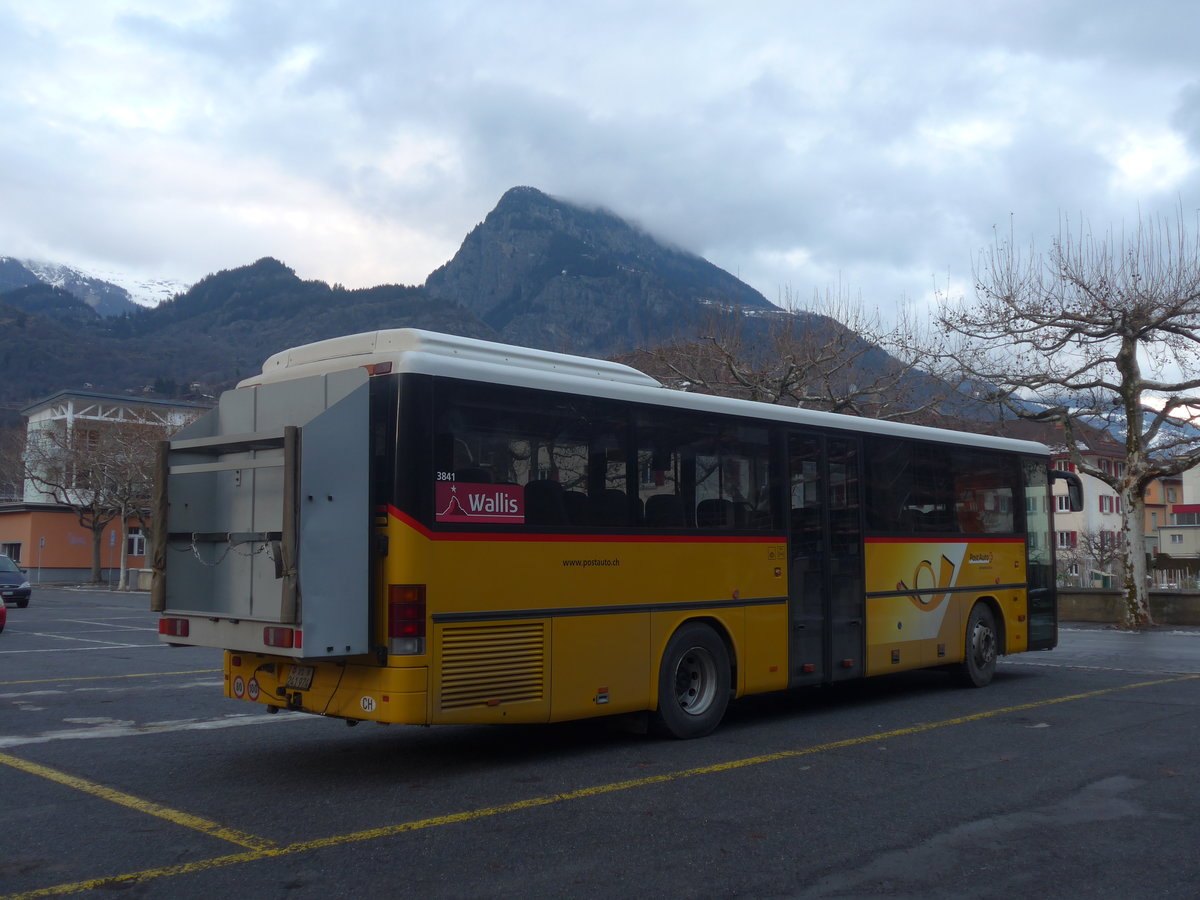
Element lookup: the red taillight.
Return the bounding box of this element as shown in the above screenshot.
[159,618,189,637]
[388,585,426,654]
[263,626,295,648]
[363,361,393,376]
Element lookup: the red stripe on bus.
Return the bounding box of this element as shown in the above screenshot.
[865,536,1026,544]
[385,505,783,544]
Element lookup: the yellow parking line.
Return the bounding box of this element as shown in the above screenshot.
[4,673,1197,900]
[0,669,220,687]
[0,753,276,853]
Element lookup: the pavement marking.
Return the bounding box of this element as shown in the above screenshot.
[0,644,181,655]
[8,631,159,647]
[0,711,305,748]
[56,618,157,630]
[0,752,278,854]
[4,672,1198,900]
[0,669,220,687]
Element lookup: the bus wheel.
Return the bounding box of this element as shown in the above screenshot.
[652,622,731,739]
[957,603,998,688]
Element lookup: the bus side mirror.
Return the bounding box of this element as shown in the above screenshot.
[1051,470,1084,512]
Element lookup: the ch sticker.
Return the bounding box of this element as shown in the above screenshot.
[360,696,377,713]
[897,555,957,610]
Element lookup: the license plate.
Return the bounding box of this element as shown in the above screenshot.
[1,591,11,598]
[286,665,315,691]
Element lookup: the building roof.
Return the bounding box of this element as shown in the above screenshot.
[20,389,214,417]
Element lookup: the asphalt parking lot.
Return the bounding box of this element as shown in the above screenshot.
[2,587,1198,899]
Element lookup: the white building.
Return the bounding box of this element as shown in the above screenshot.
[21,391,210,503]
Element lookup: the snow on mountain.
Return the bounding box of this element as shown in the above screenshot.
[16,259,190,310]
[77,264,191,308]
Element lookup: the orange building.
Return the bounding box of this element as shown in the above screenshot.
[0,503,146,585]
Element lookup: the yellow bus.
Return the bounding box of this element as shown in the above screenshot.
[153,329,1080,738]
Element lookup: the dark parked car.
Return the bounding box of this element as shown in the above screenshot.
[0,556,30,608]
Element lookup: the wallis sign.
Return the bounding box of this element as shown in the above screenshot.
[435,482,525,525]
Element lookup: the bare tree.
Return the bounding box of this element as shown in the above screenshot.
[938,210,1200,628]
[22,414,199,586]
[23,422,121,583]
[1058,529,1126,587]
[625,288,959,422]
[100,421,164,590]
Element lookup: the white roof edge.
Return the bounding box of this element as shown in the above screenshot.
[241,329,1049,458]
[246,328,662,389]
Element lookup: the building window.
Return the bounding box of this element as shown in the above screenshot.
[1171,533,1184,545]
[1056,531,1077,549]
[0,542,20,562]
[1056,494,1072,512]
[126,527,146,557]
[1167,487,1177,503]
[1099,495,1113,514]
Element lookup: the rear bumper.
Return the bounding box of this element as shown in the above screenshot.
[224,652,430,724]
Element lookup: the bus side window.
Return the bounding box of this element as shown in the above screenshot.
[862,436,910,533]
[952,451,1017,535]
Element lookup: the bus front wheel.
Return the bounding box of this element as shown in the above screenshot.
[651,622,731,739]
[957,603,998,688]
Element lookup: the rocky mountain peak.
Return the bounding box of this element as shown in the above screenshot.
[425,187,775,354]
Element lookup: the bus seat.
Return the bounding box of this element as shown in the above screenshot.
[644,493,686,527]
[696,498,735,528]
[525,480,568,526]
[592,489,629,527]
[563,491,590,526]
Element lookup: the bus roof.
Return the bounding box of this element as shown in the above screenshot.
[244,328,1049,458]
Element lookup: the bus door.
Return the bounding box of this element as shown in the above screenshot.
[786,432,865,686]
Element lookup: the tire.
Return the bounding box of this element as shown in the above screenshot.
[651,622,731,739]
[17,598,28,609]
[957,603,998,688]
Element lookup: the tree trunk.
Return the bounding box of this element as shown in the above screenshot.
[117,514,130,591]
[89,525,104,583]
[1120,491,1153,629]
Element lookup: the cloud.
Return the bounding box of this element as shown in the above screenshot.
[1,0,1198,316]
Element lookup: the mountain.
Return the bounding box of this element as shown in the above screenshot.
[426,186,775,355]
[0,257,156,317]
[0,284,100,325]
[0,187,856,407]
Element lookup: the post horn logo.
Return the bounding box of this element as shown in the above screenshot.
[897,555,957,611]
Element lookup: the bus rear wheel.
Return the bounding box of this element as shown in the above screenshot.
[957,603,998,688]
[651,622,731,739]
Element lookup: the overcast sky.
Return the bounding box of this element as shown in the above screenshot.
[4,1,1200,314]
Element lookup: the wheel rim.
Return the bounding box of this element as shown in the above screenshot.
[969,620,997,669]
[672,645,718,716]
